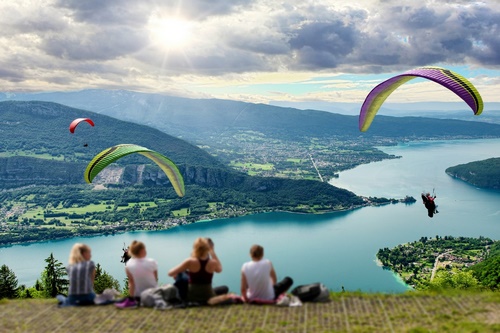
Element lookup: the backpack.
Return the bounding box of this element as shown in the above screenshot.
[291,283,330,302]
[140,284,181,308]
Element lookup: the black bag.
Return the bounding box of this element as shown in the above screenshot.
[291,283,330,302]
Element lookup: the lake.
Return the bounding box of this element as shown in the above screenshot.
[1,139,499,293]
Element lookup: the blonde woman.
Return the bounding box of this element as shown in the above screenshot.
[168,237,227,304]
[115,240,158,309]
[58,243,96,306]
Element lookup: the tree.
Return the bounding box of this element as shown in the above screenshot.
[429,269,479,290]
[0,264,18,299]
[122,277,129,296]
[469,255,500,290]
[94,263,120,294]
[42,253,68,297]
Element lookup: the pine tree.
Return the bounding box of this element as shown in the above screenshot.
[122,277,130,296]
[94,263,120,294]
[42,253,69,297]
[0,264,18,299]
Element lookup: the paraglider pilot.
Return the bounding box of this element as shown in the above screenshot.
[121,244,131,264]
[421,192,438,218]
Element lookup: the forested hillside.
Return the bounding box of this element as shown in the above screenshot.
[445,157,500,189]
[0,100,221,167]
[0,101,366,245]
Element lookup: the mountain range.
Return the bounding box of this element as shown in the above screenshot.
[2,90,500,145]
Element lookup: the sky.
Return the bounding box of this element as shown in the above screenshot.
[1,0,500,106]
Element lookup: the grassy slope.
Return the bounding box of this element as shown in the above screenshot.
[1,292,499,333]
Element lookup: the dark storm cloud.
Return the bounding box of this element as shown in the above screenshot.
[56,0,252,24]
[8,17,65,34]
[390,6,449,30]
[41,27,147,61]
[289,20,359,69]
[0,67,26,82]
[225,28,289,55]
[457,6,500,65]
[55,0,152,26]
[161,0,253,19]
[283,2,500,72]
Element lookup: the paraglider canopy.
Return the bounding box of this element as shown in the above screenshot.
[84,144,185,197]
[69,118,95,133]
[359,67,484,132]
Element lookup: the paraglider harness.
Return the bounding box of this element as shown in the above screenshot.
[121,243,131,264]
[421,189,439,218]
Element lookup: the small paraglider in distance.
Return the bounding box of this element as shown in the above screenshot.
[421,192,439,218]
[121,243,131,264]
[359,67,484,132]
[69,118,95,133]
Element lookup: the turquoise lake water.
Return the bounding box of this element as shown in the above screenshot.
[1,139,499,293]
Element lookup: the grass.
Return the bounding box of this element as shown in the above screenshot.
[12,201,161,224]
[172,208,190,217]
[0,292,498,333]
[116,202,158,212]
[230,162,275,171]
[0,151,64,160]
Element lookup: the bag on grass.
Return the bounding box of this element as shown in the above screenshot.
[140,284,181,308]
[291,283,330,302]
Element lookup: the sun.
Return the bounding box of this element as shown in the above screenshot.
[148,16,192,49]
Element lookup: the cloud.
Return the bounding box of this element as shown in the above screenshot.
[54,0,153,26]
[55,0,251,24]
[1,0,500,96]
[41,26,148,61]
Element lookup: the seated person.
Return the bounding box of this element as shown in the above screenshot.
[58,243,96,306]
[168,237,227,304]
[241,244,293,303]
[116,240,158,308]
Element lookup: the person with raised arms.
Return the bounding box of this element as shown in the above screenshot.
[168,237,227,304]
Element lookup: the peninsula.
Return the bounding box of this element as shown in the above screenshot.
[446,157,500,190]
[377,236,497,289]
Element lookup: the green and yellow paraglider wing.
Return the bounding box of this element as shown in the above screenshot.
[84,144,185,197]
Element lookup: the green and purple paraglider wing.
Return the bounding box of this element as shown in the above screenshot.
[359,67,484,132]
[85,144,185,197]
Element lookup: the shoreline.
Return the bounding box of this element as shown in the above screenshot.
[0,201,382,248]
[0,193,418,248]
[374,257,413,290]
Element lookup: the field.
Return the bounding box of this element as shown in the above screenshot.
[0,151,64,160]
[1,292,499,332]
[9,201,160,227]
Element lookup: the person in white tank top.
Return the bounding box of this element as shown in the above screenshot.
[240,245,293,302]
[125,241,158,298]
